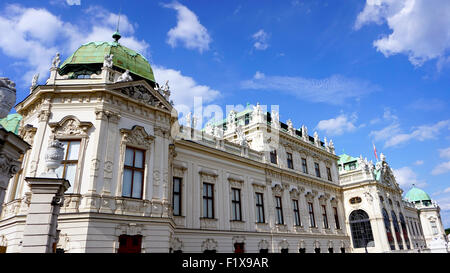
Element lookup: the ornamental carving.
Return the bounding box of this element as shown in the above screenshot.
[115,223,143,236]
[258,239,269,250]
[19,124,37,145]
[170,236,183,251]
[120,125,154,148]
[113,84,169,111]
[201,239,218,251]
[279,239,289,249]
[272,183,283,196]
[0,153,21,180]
[49,116,92,137]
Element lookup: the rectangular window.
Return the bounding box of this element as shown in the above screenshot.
[203,183,214,219]
[275,196,284,225]
[231,188,242,221]
[431,221,438,235]
[322,205,329,229]
[244,113,250,125]
[122,147,145,199]
[302,158,308,174]
[333,207,340,229]
[55,140,81,193]
[270,150,278,164]
[255,193,265,223]
[308,202,316,227]
[173,177,182,216]
[314,162,321,178]
[293,199,301,226]
[287,152,294,169]
[326,167,332,181]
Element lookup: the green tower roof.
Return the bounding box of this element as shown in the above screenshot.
[404,185,431,202]
[0,113,22,135]
[60,40,155,83]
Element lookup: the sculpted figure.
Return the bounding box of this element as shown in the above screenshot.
[313,131,319,145]
[116,70,133,83]
[31,74,39,88]
[52,52,61,68]
[103,54,114,68]
[271,110,279,128]
[301,125,308,141]
[185,112,192,128]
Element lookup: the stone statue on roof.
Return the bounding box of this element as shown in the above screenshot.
[301,125,308,141]
[116,69,133,83]
[103,54,114,68]
[192,115,198,129]
[162,80,171,100]
[52,52,61,68]
[271,109,279,128]
[205,121,214,136]
[31,74,39,89]
[313,131,319,146]
[287,119,294,135]
[185,112,192,128]
[214,126,223,139]
[235,124,248,147]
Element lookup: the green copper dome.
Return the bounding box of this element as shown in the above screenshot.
[0,113,22,135]
[60,40,155,83]
[405,185,431,203]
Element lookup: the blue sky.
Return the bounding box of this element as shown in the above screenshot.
[0,0,449,227]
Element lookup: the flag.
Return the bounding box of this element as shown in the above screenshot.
[373,142,378,161]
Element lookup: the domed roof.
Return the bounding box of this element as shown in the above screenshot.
[0,113,22,135]
[59,38,155,83]
[404,185,431,203]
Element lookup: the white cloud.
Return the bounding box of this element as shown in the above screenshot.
[252,29,270,50]
[241,73,378,105]
[384,120,450,148]
[152,65,220,109]
[355,0,450,66]
[316,113,358,136]
[66,0,81,5]
[393,167,427,189]
[413,160,424,166]
[0,5,148,86]
[439,147,450,159]
[164,2,211,53]
[432,161,450,175]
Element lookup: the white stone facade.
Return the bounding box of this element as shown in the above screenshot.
[0,58,447,253]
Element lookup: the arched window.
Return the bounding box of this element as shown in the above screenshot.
[399,213,410,249]
[391,211,403,250]
[382,208,395,250]
[349,210,374,249]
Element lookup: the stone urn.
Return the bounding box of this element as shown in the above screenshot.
[0,77,16,120]
[45,140,65,175]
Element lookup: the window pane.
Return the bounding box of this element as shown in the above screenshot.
[132,171,143,198]
[67,141,80,160]
[65,164,77,193]
[122,169,133,197]
[134,150,144,168]
[55,165,64,179]
[203,199,208,217]
[208,184,213,197]
[173,195,180,215]
[125,148,134,166]
[173,178,180,192]
[208,199,213,218]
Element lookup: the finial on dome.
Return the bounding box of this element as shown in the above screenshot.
[113,6,122,43]
[112,31,121,43]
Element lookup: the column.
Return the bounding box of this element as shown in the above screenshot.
[21,177,70,253]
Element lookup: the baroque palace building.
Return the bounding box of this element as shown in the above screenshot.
[0,33,448,253]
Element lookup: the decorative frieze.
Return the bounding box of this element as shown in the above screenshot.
[120,125,154,148]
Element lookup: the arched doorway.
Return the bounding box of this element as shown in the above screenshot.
[349,210,374,250]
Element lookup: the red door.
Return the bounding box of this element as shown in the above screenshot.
[118,235,142,253]
[234,243,245,253]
